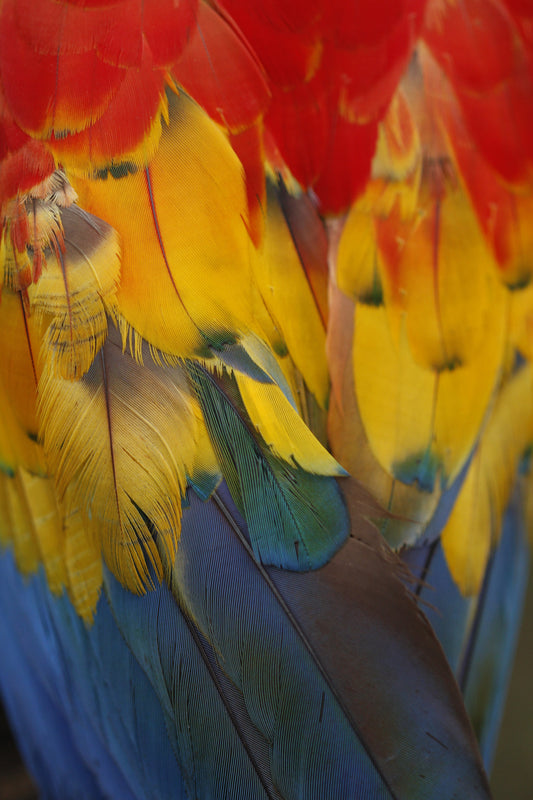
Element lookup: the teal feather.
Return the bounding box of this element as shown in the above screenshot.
[187,362,349,569]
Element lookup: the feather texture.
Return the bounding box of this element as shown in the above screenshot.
[38,325,205,593]
[403,479,530,769]
[0,0,531,797]
[187,363,349,570]
[169,485,490,798]
[28,203,121,380]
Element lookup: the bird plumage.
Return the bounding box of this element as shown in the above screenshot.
[0,0,531,797]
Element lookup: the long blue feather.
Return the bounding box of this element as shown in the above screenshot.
[165,484,489,798]
[172,487,391,800]
[103,561,273,800]
[462,488,530,768]
[0,550,186,800]
[0,471,494,800]
[402,484,530,769]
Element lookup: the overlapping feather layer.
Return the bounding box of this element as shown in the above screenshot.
[0,0,532,797]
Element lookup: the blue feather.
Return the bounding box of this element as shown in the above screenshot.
[462,488,530,768]
[165,483,489,798]
[103,562,273,800]
[402,484,530,770]
[0,550,185,800]
[0,474,494,800]
[171,486,391,799]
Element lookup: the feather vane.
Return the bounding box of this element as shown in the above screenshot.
[38,325,203,593]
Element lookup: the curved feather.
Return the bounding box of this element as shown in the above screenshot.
[38,325,203,593]
[0,1,531,797]
[187,362,349,570]
[0,549,185,800]
[28,203,121,380]
[161,484,490,798]
[403,479,530,769]
[442,364,533,593]
[72,91,275,359]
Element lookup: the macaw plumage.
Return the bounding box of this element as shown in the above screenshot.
[0,0,531,797]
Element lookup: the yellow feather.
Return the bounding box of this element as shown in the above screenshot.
[353,304,437,481]
[38,325,201,594]
[186,417,221,500]
[432,305,506,484]
[14,470,67,594]
[442,365,533,594]
[0,476,10,548]
[28,206,121,380]
[349,293,506,547]
[62,488,103,623]
[0,471,41,576]
[328,347,442,548]
[255,185,329,407]
[273,353,330,446]
[509,283,533,360]
[235,372,344,476]
[0,465,103,621]
[337,207,384,304]
[0,291,45,474]
[380,187,500,372]
[72,92,270,359]
[354,285,507,484]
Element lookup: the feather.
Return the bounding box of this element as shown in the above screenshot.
[28,203,121,380]
[172,1,269,133]
[461,483,530,768]
[0,549,183,799]
[423,0,533,185]
[11,469,66,594]
[0,0,197,169]
[188,362,349,569]
[254,181,329,407]
[0,472,41,576]
[210,334,331,451]
[162,484,491,799]
[276,178,329,328]
[377,183,506,372]
[403,479,530,769]
[327,282,441,547]
[62,490,103,623]
[352,299,506,494]
[234,373,342,475]
[0,290,44,475]
[441,364,533,594]
[0,1,531,796]
[72,91,274,359]
[104,557,273,800]
[38,324,204,593]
